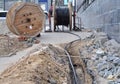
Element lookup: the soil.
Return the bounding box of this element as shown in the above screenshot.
[0,35,26,57]
[0,44,70,84]
[0,28,115,84]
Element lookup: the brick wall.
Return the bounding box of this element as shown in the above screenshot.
[77,0,120,42]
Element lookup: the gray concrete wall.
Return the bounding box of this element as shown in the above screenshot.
[77,0,120,42]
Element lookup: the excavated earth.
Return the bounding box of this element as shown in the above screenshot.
[0,44,71,84]
[0,29,120,84]
[0,35,28,57]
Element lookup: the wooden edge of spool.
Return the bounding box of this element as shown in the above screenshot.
[68,2,72,31]
[53,2,56,31]
[13,3,25,35]
[6,2,25,35]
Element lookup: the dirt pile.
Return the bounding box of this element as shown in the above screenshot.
[0,35,26,57]
[0,44,70,84]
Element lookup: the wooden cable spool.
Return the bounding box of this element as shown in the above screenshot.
[6,2,45,37]
[53,2,72,31]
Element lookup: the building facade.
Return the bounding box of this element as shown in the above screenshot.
[38,0,51,11]
[0,0,51,11]
[77,0,120,43]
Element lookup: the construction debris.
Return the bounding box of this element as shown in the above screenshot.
[67,31,120,84]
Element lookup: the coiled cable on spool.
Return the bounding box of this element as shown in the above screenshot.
[53,2,72,31]
[55,7,69,26]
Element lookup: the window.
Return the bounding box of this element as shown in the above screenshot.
[77,0,95,12]
[0,0,4,10]
[0,11,7,17]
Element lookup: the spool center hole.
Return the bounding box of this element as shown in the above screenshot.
[26,18,31,23]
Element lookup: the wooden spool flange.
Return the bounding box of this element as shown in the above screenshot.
[6,2,45,37]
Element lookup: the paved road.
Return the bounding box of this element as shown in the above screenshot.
[40,31,93,44]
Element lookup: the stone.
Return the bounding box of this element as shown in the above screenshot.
[91,55,98,60]
[98,64,108,71]
[113,58,120,66]
[104,39,120,53]
[109,80,120,84]
[49,78,57,84]
[98,71,104,77]
[96,48,105,56]
[96,61,107,70]
[116,79,120,83]
[108,81,115,84]
[105,70,113,78]
[104,39,120,48]
[102,56,107,61]
[95,32,108,44]
[107,75,114,80]
[107,56,117,62]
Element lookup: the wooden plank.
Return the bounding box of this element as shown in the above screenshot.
[16,6,41,15]
[15,11,43,19]
[15,21,43,36]
[14,12,44,26]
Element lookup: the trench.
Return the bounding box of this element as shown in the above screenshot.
[0,32,95,84]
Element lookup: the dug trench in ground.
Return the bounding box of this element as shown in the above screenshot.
[0,42,93,84]
[0,30,120,84]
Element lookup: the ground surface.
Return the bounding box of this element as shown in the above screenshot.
[0,19,120,84]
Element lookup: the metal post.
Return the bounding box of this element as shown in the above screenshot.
[73,0,76,30]
[4,0,5,10]
[51,0,53,6]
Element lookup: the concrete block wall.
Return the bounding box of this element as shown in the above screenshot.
[77,0,120,42]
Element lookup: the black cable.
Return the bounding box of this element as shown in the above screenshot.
[64,32,81,84]
[55,7,69,26]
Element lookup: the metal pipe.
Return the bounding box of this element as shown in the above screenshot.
[73,0,76,30]
[51,0,53,6]
[4,0,5,10]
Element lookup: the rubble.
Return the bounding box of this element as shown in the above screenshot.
[66,31,120,84]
